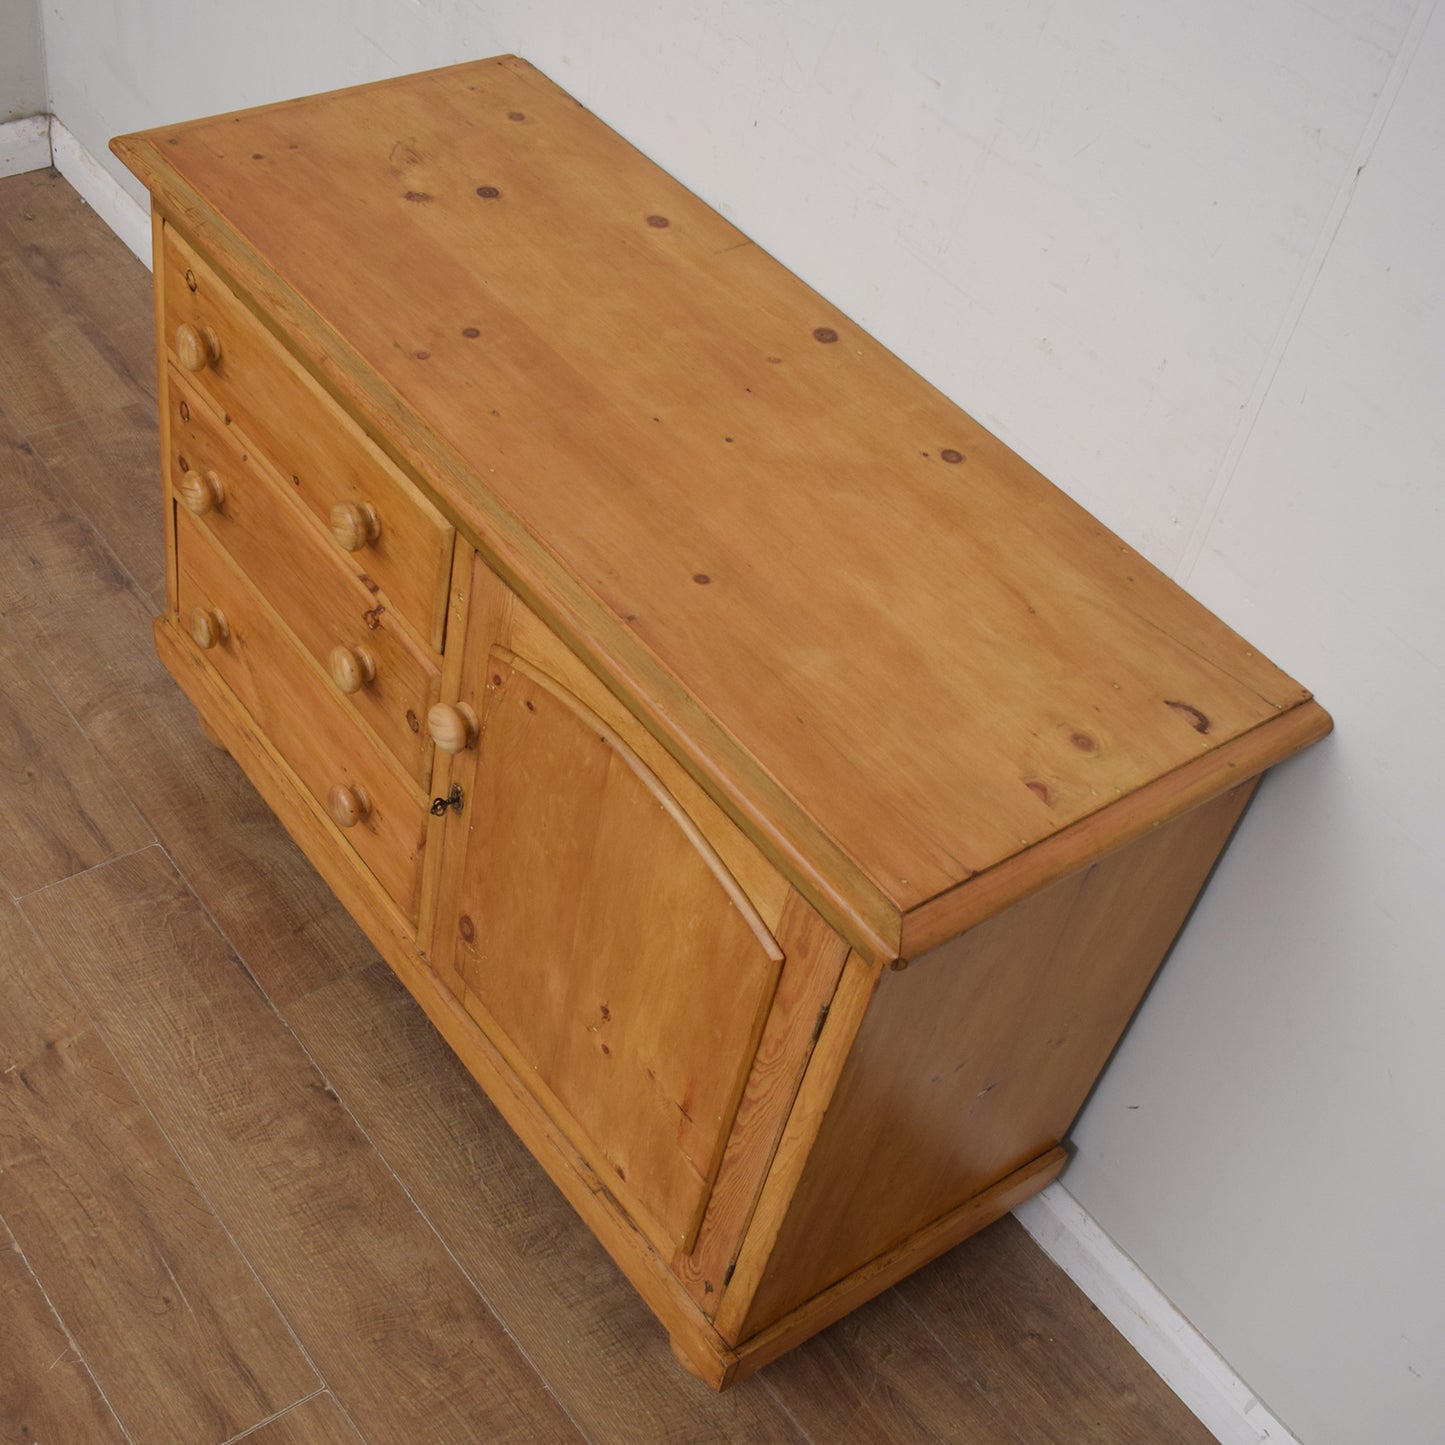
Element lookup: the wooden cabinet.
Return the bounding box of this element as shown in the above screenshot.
[113,56,1331,1388]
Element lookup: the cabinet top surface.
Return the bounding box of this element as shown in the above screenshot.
[114,56,1323,956]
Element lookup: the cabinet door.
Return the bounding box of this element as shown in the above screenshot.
[445,649,784,1254]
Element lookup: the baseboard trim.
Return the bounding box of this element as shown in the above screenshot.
[1014,1185,1299,1445]
[49,117,152,268]
[0,114,52,178]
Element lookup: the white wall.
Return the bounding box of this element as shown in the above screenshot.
[1,0,45,121]
[41,3,1445,1441]
[1066,8,1445,1438]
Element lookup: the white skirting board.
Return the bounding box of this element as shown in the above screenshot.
[0,114,52,177]
[50,117,152,267]
[1014,1185,1300,1444]
[21,111,1296,1445]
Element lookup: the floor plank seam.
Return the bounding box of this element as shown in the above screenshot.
[9,870,336,1435]
[14,414,165,625]
[0,602,155,898]
[0,1211,137,1444]
[755,1372,816,1442]
[11,838,160,902]
[214,1387,333,1444]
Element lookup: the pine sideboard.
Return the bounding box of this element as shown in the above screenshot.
[112,56,1331,1386]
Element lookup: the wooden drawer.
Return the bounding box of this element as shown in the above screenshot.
[175,510,427,919]
[161,223,454,648]
[167,368,442,783]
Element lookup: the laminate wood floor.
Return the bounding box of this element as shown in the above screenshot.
[0,166,1217,1445]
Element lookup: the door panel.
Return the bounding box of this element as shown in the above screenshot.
[453,652,783,1251]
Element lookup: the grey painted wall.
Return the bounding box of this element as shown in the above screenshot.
[39,3,1445,1441]
[1,0,45,121]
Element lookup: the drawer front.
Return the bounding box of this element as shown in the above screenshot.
[161,222,454,647]
[175,510,427,919]
[168,369,442,783]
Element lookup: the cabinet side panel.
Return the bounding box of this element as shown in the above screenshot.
[736,780,1258,1338]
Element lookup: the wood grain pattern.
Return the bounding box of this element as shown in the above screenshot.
[0,1221,127,1445]
[0,891,319,1442]
[167,368,442,782]
[160,223,454,649]
[21,848,581,1444]
[233,1393,365,1445]
[740,784,1258,1336]
[0,619,152,897]
[113,58,1328,963]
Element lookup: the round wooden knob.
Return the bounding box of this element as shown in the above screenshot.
[178,467,225,516]
[329,644,376,695]
[327,782,371,829]
[188,607,228,650]
[427,702,479,754]
[175,322,221,372]
[329,500,381,552]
